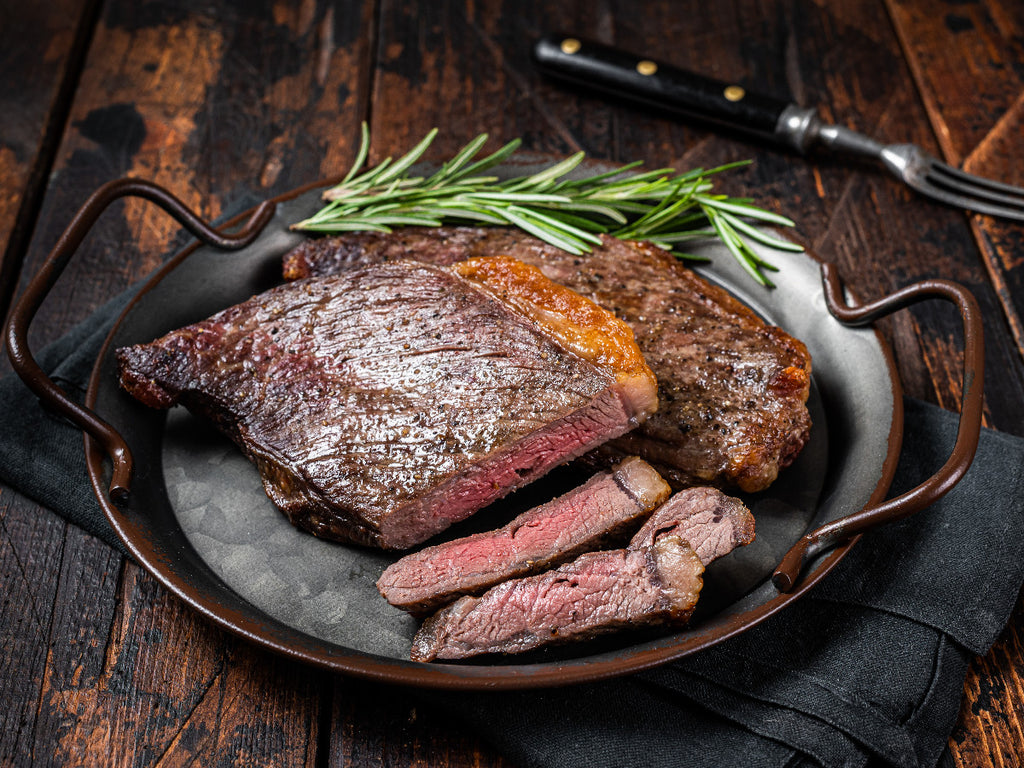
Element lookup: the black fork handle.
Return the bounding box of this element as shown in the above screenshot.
[532,34,821,152]
[4,177,276,501]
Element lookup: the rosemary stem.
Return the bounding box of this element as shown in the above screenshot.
[292,124,802,285]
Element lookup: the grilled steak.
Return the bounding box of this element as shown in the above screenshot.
[409,485,752,661]
[283,227,812,493]
[411,536,704,661]
[377,457,671,614]
[632,487,755,565]
[117,257,658,549]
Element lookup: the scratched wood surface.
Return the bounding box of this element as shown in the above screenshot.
[1,0,1023,766]
[884,3,1024,762]
[0,0,98,330]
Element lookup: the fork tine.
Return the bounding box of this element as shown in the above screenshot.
[921,183,1024,220]
[921,162,1024,220]
[931,162,1024,197]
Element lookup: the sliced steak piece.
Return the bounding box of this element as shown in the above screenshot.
[631,487,755,566]
[409,484,754,661]
[117,257,658,550]
[378,457,671,614]
[411,536,704,662]
[282,227,812,493]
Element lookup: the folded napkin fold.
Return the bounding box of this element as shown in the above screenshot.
[2,287,1023,768]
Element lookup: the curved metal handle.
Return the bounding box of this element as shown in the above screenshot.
[4,177,277,502]
[772,263,985,592]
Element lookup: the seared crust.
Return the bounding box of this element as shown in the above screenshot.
[283,227,812,492]
[454,256,659,420]
[117,259,657,549]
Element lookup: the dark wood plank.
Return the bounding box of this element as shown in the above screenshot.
[329,679,513,767]
[1,0,377,764]
[0,0,98,319]
[368,0,623,160]
[0,493,72,767]
[12,0,375,354]
[32,554,319,767]
[887,0,1024,370]
[949,602,1024,768]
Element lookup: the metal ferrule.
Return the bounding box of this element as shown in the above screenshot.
[773,104,822,154]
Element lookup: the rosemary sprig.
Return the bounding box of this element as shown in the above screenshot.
[292,124,803,286]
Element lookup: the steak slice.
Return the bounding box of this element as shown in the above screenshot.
[409,484,754,660]
[377,457,671,614]
[117,257,658,549]
[631,487,755,565]
[282,227,812,493]
[410,536,704,662]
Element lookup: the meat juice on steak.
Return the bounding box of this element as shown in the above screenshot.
[282,227,812,493]
[117,257,658,550]
[377,456,671,614]
[410,486,753,661]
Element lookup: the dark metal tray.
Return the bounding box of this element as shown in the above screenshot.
[6,171,984,690]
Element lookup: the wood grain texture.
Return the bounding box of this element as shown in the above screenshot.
[11,0,376,355]
[2,1,1024,766]
[1,0,374,765]
[330,679,513,767]
[0,0,97,320]
[0,492,73,767]
[34,551,320,767]
[887,0,1024,373]
[950,607,1024,768]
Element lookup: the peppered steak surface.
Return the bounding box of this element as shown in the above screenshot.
[377,456,671,614]
[117,257,657,549]
[283,227,812,492]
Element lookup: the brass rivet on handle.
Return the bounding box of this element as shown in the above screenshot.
[723,85,746,101]
[560,38,581,54]
[636,60,658,76]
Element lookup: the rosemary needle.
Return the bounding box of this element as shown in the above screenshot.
[292,124,802,286]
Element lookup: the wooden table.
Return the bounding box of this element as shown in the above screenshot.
[2,1,1023,765]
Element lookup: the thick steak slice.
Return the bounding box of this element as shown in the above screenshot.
[409,485,754,660]
[411,536,703,661]
[117,257,657,549]
[631,487,755,565]
[378,457,671,614]
[283,227,812,492]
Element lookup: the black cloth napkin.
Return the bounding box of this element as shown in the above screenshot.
[2,291,1024,768]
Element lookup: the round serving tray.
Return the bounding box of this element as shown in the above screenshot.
[8,167,982,690]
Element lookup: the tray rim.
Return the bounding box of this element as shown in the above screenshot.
[82,174,906,691]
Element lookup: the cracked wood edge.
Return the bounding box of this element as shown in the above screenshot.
[884,0,1024,369]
